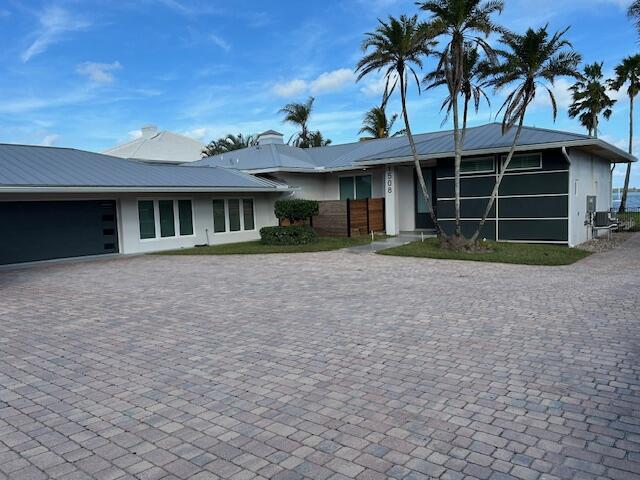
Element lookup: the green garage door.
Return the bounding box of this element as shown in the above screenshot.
[0,200,118,265]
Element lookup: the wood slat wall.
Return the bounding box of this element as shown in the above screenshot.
[311,198,385,237]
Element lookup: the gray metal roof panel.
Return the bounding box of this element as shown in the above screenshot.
[0,144,283,189]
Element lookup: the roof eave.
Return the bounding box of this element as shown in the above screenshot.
[0,186,292,194]
[355,139,636,166]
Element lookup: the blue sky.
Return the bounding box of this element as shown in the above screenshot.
[0,0,638,186]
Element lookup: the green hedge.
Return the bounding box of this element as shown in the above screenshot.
[274,199,319,223]
[260,225,318,245]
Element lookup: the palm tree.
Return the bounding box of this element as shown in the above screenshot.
[610,55,640,213]
[419,0,504,241]
[359,105,404,140]
[470,25,581,242]
[306,131,332,147]
[424,44,491,129]
[279,96,314,147]
[568,62,615,138]
[201,133,255,157]
[629,0,640,35]
[355,15,442,236]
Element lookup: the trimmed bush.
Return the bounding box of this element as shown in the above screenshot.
[274,199,319,224]
[260,225,318,245]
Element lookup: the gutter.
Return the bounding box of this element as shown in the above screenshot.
[0,186,293,194]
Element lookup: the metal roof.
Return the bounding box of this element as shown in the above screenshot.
[0,144,289,192]
[192,123,634,172]
[104,129,204,163]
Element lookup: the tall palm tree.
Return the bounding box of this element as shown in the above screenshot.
[355,15,442,236]
[629,0,640,35]
[568,62,615,138]
[201,133,255,157]
[610,54,640,213]
[419,0,504,241]
[470,25,581,242]
[359,105,404,140]
[424,44,491,129]
[279,96,315,147]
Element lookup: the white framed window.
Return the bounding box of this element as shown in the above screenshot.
[339,174,372,200]
[212,198,256,233]
[461,157,495,174]
[137,199,195,240]
[503,153,542,171]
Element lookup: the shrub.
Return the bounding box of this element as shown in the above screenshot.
[274,199,319,224]
[260,225,318,245]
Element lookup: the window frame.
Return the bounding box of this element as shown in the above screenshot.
[137,198,196,241]
[339,174,373,200]
[460,156,496,175]
[211,197,257,234]
[502,152,543,172]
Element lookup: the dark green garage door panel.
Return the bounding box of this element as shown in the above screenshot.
[0,200,118,265]
[499,219,567,242]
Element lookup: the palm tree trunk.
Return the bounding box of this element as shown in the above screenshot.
[451,41,464,240]
[470,113,526,243]
[593,111,598,139]
[619,95,634,213]
[399,74,442,237]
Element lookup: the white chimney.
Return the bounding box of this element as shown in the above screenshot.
[257,130,284,145]
[140,125,158,139]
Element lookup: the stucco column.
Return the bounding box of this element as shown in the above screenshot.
[385,165,400,235]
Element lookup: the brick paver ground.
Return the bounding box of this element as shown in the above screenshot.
[1,235,640,480]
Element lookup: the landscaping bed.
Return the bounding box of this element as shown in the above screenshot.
[377,238,591,266]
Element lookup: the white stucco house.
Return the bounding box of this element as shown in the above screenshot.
[0,123,633,265]
[104,125,205,164]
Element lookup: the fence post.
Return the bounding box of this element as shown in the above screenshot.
[346,198,351,237]
[366,197,370,233]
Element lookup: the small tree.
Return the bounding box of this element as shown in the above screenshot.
[274,199,319,224]
[568,62,615,138]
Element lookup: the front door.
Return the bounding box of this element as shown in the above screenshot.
[414,167,436,229]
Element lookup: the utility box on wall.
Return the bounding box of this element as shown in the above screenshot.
[586,196,597,214]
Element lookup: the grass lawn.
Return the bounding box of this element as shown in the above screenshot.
[378,238,591,266]
[156,235,385,255]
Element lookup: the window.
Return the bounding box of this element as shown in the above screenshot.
[138,199,194,240]
[138,201,155,239]
[178,200,193,236]
[213,199,226,233]
[228,199,241,231]
[461,157,495,174]
[505,153,542,171]
[158,200,175,237]
[340,177,354,200]
[243,199,255,230]
[355,175,372,199]
[340,175,372,200]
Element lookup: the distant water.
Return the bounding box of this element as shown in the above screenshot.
[612,191,640,210]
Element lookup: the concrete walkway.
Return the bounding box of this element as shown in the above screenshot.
[344,232,434,254]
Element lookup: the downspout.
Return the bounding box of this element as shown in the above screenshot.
[562,147,574,247]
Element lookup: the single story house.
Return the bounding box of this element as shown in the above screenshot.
[194,123,634,247]
[0,123,633,266]
[0,144,290,265]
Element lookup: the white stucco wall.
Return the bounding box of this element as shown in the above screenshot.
[568,148,613,246]
[277,169,385,201]
[396,165,416,231]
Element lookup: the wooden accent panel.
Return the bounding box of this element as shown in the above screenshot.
[368,198,385,232]
[312,200,348,236]
[349,199,368,236]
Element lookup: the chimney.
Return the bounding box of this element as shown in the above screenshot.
[140,125,158,139]
[257,130,284,145]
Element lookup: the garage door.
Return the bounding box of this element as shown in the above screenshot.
[0,200,118,265]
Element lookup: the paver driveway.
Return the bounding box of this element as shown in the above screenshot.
[1,236,640,480]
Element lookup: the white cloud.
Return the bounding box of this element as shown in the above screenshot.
[273,68,355,98]
[359,71,400,98]
[209,34,231,52]
[184,128,207,140]
[41,134,59,146]
[127,129,143,140]
[21,6,90,62]
[526,78,574,112]
[76,61,122,84]
[310,68,355,94]
[273,79,308,97]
